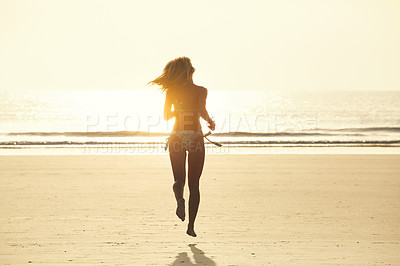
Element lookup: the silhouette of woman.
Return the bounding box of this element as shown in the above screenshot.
[150,57,215,237]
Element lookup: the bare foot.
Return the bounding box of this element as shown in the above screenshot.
[176,198,185,221]
[186,226,197,237]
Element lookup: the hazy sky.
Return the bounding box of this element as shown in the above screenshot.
[1,0,399,91]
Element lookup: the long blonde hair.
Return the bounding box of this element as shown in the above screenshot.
[149,57,195,93]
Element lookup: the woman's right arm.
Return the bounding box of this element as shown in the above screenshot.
[163,92,175,121]
[199,88,216,131]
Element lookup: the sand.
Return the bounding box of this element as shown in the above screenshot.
[0,154,399,265]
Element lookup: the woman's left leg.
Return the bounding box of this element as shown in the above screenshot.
[169,136,187,221]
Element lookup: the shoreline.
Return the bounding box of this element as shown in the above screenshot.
[1,146,400,155]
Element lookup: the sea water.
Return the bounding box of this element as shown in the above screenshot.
[1,89,399,154]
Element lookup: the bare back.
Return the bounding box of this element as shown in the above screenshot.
[167,84,207,131]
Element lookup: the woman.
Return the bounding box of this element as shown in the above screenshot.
[150,57,215,237]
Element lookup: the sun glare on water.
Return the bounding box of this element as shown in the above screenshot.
[76,89,168,134]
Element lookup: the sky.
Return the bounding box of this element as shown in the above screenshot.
[0,0,399,91]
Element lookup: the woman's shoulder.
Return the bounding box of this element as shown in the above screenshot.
[194,84,207,90]
[194,85,207,95]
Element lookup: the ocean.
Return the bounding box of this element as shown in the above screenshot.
[1,89,399,154]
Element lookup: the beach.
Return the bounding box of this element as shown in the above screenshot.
[2,0,400,265]
[0,154,399,265]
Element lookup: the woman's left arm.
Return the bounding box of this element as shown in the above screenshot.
[163,92,175,121]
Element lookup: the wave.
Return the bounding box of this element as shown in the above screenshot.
[1,140,399,147]
[211,131,362,137]
[4,131,170,137]
[317,126,400,133]
[4,127,400,138]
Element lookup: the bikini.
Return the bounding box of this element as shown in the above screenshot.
[164,100,222,151]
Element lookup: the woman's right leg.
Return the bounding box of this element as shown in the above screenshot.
[169,138,187,221]
[186,139,205,237]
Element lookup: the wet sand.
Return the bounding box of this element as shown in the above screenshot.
[1,154,399,265]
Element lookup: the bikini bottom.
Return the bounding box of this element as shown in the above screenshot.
[165,130,204,152]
